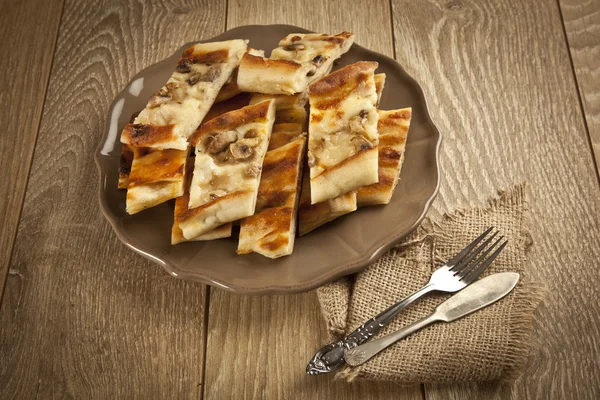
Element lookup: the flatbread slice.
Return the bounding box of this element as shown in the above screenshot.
[237,136,306,258]
[374,73,386,107]
[179,100,276,238]
[121,40,247,150]
[298,171,357,236]
[237,32,354,95]
[249,92,308,110]
[215,48,265,103]
[357,108,412,206]
[126,147,189,214]
[268,123,305,150]
[202,92,251,124]
[118,143,134,189]
[172,157,232,244]
[308,61,380,204]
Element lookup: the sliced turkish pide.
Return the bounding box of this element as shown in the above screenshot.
[172,157,232,244]
[237,32,354,95]
[215,48,265,103]
[374,73,386,107]
[126,147,189,214]
[237,136,306,258]
[121,40,247,150]
[307,61,380,204]
[357,108,412,206]
[118,144,134,189]
[179,100,276,239]
[298,171,357,236]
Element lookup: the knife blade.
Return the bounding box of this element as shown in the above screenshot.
[344,272,520,367]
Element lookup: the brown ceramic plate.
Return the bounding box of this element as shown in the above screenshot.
[95,25,441,294]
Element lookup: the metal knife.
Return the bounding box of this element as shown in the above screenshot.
[344,272,520,367]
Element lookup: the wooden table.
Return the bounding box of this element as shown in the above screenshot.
[1,0,599,398]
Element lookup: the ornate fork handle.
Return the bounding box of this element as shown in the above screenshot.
[306,283,436,375]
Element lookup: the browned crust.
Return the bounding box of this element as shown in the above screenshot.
[255,141,304,210]
[202,93,251,123]
[308,61,378,98]
[121,123,177,147]
[268,131,304,151]
[127,148,187,187]
[117,144,134,189]
[215,69,240,103]
[356,108,412,206]
[312,146,377,180]
[280,31,353,46]
[239,53,303,72]
[178,48,229,68]
[177,190,252,222]
[238,206,293,252]
[190,100,271,146]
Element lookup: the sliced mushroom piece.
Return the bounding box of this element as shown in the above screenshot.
[312,55,326,67]
[244,129,258,139]
[147,92,172,108]
[284,43,306,51]
[245,162,262,177]
[229,141,255,160]
[176,62,191,73]
[351,135,374,152]
[307,64,317,77]
[349,117,365,135]
[349,110,369,134]
[186,74,201,86]
[207,130,238,154]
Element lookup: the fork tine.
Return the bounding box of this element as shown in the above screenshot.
[461,240,508,282]
[456,235,503,279]
[452,230,499,274]
[447,227,494,269]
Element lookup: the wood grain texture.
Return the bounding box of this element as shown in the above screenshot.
[204,291,422,400]
[560,0,600,176]
[0,0,225,398]
[0,0,63,302]
[388,0,600,398]
[203,2,422,399]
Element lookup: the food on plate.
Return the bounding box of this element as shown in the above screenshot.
[179,100,276,239]
[238,135,306,258]
[121,39,248,150]
[374,73,386,107]
[215,48,265,103]
[237,32,354,95]
[307,61,380,204]
[115,30,413,258]
[172,157,232,244]
[298,172,357,236]
[357,108,412,206]
[126,147,189,214]
[118,143,134,189]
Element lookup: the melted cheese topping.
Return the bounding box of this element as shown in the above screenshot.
[189,120,271,208]
[127,40,247,149]
[270,33,354,86]
[309,73,378,177]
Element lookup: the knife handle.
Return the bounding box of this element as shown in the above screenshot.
[344,313,441,366]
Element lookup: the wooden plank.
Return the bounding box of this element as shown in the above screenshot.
[386,0,600,398]
[0,1,226,398]
[0,0,63,301]
[560,0,600,176]
[203,3,421,399]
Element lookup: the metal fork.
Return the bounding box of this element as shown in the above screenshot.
[306,227,508,375]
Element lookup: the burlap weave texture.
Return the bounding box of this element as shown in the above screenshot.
[316,184,544,383]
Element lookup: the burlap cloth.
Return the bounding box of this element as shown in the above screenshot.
[316,183,545,383]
